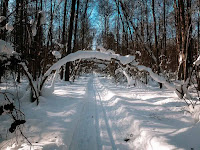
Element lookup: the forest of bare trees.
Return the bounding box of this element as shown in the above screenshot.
[0,0,94,83]
[1,0,200,90]
[2,1,200,148]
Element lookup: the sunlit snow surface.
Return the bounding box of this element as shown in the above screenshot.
[0,74,200,150]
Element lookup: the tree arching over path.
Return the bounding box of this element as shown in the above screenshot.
[20,50,194,105]
[20,50,135,104]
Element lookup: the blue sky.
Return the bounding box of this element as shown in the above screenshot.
[89,1,101,50]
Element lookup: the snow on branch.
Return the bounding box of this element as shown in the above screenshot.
[137,65,175,91]
[52,51,61,59]
[44,50,135,77]
[137,65,192,100]
[194,56,200,66]
[19,62,40,104]
[0,40,15,56]
[41,49,191,100]
[115,68,134,86]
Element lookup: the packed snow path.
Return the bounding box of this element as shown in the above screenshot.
[69,77,99,150]
[69,77,118,150]
[1,74,200,150]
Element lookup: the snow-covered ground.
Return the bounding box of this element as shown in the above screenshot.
[0,74,200,150]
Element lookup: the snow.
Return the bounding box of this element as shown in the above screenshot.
[136,65,191,99]
[31,11,46,36]
[193,55,200,66]
[19,62,40,100]
[0,45,199,149]
[5,23,14,32]
[179,53,183,64]
[44,50,135,78]
[1,74,199,150]
[30,19,34,25]
[97,45,107,53]
[42,49,186,99]
[39,11,46,25]
[118,55,135,65]
[185,105,200,123]
[98,64,106,68]
[136,51,141,56]
[107,49,115,54]
[30,19,37,36]
[0,16,6,23]
[97,46,115,55]
[122,70,135,86]
[0,40,15,57]
[52,39,64,48]
[137,65,175,91]
[52,51,61,59]
[31,23,37,36]
[115,68,135,86]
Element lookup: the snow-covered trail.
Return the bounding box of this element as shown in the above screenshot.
[69,77,99,150]
[1,74,200,150]
[69,76,120,150]
[96,76,200,150]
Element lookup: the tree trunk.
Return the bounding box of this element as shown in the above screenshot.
[73,0,80,52]
[65,0,76,81]
[152,0,162,88]
[60,0,68,80]
[198,0,200,90]
[175,0,192,81]
[163,0,166,56]
[0,0,8,40]
[62,0,67,44]
[82,0,89,50]
[117,0,120,53]
[198,0,200,55]
[185,0,192,81]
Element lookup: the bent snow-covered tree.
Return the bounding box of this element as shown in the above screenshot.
[20,50,135,104]
[18,47,197,105]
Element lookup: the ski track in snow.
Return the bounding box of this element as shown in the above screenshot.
[69,77,98,150]
[1,74,200,150]
[69,76,119,150]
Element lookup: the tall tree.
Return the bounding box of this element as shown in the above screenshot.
[62,0,68,45]
[163,0,166,56]
[0,0,9,40]
[15,0,24,82]
[152,0,162,88]
[65,0,76,81]
[98,0,113,49]
[175,0,193,81]
[60,0,68,80]
[73,0,80,52]
[82,0,89,50]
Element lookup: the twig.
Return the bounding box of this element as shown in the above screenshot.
[19,127,32,146]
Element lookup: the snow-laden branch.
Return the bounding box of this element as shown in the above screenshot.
[0,40,15,57]
[19,62,40,103]
[115,68,134,86]
[17,47,193,103]
[137,65,175,91]
[44,50,135,78]
[194,56,200,66]
[137,65,192,100]
[42,50,191,100]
